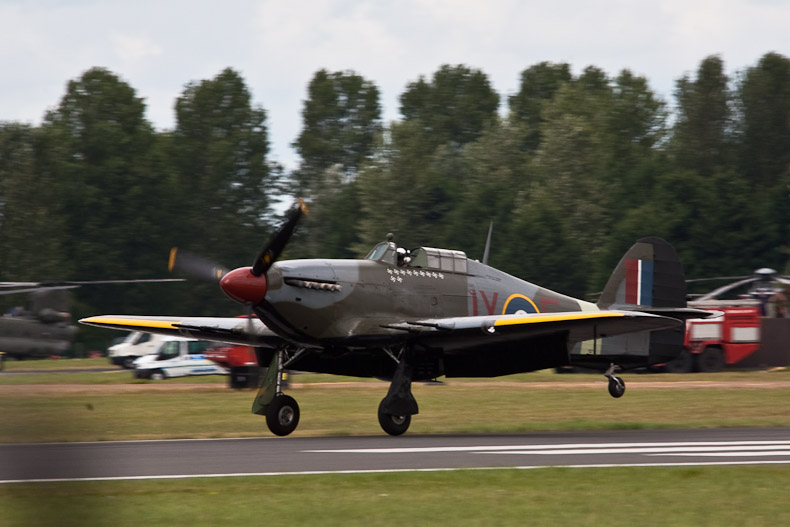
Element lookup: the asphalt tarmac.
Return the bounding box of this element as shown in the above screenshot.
[2,427,790,483]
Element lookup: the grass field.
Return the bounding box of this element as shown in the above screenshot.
[2,466,789,526]
[2,359,790,442]
[3,359,790,526]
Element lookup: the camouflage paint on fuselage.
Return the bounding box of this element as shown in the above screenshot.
[258,241,598,347]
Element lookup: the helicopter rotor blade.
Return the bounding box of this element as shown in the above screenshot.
[686,275,751,284]
[695,277,759,302]
[0,279,184,296]
[0,285,81,296]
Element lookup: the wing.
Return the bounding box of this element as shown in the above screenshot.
[383,310,683,347]
[84,310,684,350]
[79,315,287,348]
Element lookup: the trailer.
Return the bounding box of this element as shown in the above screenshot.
[666,300,761,373]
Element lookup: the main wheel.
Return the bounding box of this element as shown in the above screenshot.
[608,376,626,398]
[665,349,694,373]
[266,394,300,436]
[377,400,411,436]
[150,369,165,381]
[698,347,725,373]
[122,356,136,369]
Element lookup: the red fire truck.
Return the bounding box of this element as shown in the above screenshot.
[204,344,259,388]
[666,300,762,373]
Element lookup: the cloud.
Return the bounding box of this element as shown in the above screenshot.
[1,0,789,168]
[110,34,163,63]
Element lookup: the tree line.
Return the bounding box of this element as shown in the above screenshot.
[1,54,789,348]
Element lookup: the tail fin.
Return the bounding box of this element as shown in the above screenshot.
[597,237,687,310]
[573,238,687,369]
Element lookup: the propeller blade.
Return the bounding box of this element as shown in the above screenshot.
[169,248,229,281]
[251,199,309,277]
[219,199,309,306]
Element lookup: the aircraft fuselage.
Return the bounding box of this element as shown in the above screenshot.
[259,251,594,346]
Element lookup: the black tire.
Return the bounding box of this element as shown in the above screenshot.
[665,349,694,374]
[122,356,136,369]
[266,395,300,436]
[377,399,411,436]
[698,347,726,373]
[608,376,626,398]
[150,369,165,381]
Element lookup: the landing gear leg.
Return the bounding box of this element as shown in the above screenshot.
[252,348,300,436]
[378,350,419,436]
[604,363,625,398]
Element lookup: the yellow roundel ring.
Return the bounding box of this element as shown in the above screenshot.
[502,294,539,315]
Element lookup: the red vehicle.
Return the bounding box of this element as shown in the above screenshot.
[667,302,761,373]
[205,344,259,388]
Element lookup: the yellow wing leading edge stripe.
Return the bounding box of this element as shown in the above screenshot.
[493,311,625,327]
[80,316,180,330]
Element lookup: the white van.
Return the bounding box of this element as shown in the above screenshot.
[132,336,228,380]
[108,331,166,369]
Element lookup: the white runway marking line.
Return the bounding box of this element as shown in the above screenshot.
[4,460,790,485]
[305,440,790,457]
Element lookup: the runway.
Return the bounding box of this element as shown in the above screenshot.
[2,427,790,483]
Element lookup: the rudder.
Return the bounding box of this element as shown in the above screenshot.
[597,237,687,310]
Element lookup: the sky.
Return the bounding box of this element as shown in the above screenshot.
[1,0,789,169]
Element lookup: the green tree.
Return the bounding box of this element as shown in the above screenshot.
[40,68,170,281]
[355,120,462,252]
[737,52,790,190]
[508,61,572,152]
[441,118,530,261]
[736,53,790,263]
[28,67,181,333]
[531,82,612,268]
[172,68,275,268]
[671,55,734,177]
[354,65,501,254]
[399,64,500,149]
[290,69,382,258]
[502,192,587,297]
[0,123,67,281]
[292,69,382,195]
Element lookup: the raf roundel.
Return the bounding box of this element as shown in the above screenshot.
[502,294,539,315]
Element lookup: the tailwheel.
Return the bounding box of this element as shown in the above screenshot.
[266,394,300,436]
[378,399,411,436]
[607,376,626,398]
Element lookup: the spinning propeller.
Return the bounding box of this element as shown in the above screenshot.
[168,199,309,308]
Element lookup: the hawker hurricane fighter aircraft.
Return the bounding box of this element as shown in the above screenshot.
[82,201,713,436]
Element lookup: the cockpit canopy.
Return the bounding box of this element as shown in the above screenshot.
[365,242,467,273]
[409,247,467,273]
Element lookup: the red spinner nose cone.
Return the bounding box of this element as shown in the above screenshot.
[220,267,268,305]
